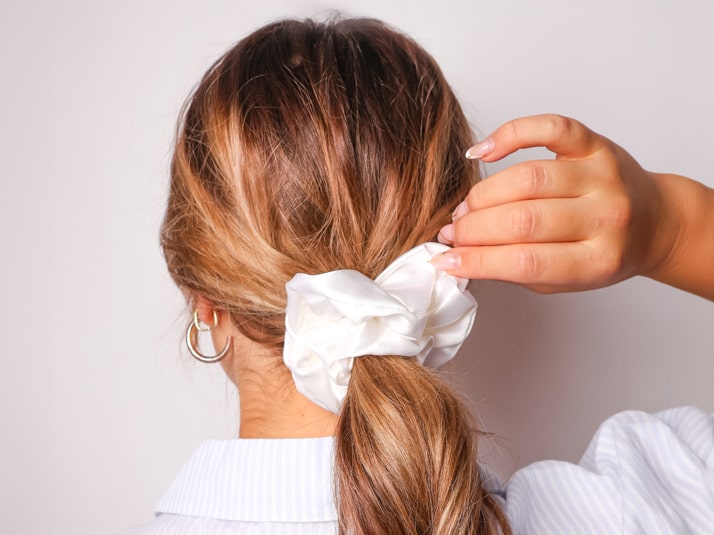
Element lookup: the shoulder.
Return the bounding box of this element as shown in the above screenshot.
[505,407,714,534]
[114,437,338,535]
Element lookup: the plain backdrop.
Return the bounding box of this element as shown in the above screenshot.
[2,1,713,533]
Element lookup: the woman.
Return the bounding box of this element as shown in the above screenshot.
[123,16,713,535]
[130,16,509,535]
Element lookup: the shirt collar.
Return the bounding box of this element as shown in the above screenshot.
[155,437,337,523]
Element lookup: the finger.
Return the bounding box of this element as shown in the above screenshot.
[462,158,595,212]
[466,114,605,162]
[452,198,593,246]
[431,242,607,288]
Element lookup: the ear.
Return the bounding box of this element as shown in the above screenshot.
[195,295,215,325]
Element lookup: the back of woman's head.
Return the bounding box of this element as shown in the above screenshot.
[162,17,509,534]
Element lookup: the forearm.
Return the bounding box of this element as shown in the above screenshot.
[646,173,714,300]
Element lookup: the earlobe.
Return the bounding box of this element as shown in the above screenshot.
[195,295,215,325]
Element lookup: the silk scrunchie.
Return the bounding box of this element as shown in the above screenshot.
[282,242,477,414]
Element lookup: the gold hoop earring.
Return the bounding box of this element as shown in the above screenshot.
[186,309,233,363]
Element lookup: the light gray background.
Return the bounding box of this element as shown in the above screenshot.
[2,1,712,534]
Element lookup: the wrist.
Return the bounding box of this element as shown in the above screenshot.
[641,172,682,281]
[644,173,714,299]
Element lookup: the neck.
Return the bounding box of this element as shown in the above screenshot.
[219,344,338,438]
[236,372,338,438]
[205,312,339,438]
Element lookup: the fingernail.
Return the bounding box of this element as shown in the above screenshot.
[451,201,468,221]
[465,138,495,159]
[437,223,454,244]
[430,251,461,271]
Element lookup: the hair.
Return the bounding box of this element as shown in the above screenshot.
[162,17,510,534]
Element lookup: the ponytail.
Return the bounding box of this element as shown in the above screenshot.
[336,356,510,534]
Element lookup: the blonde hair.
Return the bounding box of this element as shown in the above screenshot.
[162,17,510,534]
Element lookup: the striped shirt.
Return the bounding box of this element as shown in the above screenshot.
[118,407,714,534]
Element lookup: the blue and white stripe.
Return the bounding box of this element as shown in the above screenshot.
[506,407,714,534]
[117,407,714,534]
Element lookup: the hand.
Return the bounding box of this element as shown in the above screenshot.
[433,114,679,294]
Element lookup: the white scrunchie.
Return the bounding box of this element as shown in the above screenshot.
[282,242,477,414]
